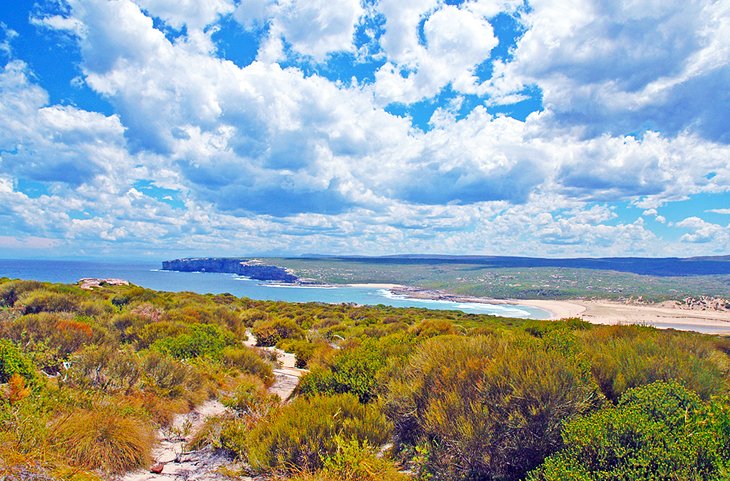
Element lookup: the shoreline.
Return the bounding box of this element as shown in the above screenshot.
[379,285,730,335]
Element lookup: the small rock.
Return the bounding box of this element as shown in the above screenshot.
[150,463,164,474]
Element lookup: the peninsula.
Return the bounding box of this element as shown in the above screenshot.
[161,257,298,282]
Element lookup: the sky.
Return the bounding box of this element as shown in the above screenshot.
[0,0,729,259]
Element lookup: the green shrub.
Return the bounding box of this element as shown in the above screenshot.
[252,317,305,347]
[298,342,386,403]
[529,381,730,480]
[67,345,141,393]
[221,346,274,385]
[141,351,204,401]
[0,280,44,307]
[51,407,154,474]
[5,313,93,362]
[384,334,601,481]
[279,339,317,368]
[151,323,236,360]
[222,374,279,419]
[0,339,36,384]
[228,393,391,473]
[18,290,81,314]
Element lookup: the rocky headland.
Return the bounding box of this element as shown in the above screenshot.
[162,258,298,283]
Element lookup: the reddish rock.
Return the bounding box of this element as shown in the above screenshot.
[150,463,164,474]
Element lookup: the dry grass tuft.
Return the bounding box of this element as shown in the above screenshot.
[52,408,155,474]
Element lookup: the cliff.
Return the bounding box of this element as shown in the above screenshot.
[161,258,298,283]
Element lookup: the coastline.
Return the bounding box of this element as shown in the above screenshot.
[377,285,730,335]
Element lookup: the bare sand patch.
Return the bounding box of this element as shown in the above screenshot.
[519,299,730,334]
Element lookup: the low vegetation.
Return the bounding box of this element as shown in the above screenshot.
[0,276,729,480]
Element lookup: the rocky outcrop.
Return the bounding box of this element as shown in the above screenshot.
[78,278,130,290]
[161,258,298,283]
[676,296,730,312]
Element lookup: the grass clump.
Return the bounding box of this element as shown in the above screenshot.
[51,407,155,474]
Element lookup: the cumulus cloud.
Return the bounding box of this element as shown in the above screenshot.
[374,3,499,103]
[133,0,235,30]
[493,0,730,141]
[677,217,729,245]
[0,60,127,185]
[0,0,728,257]
[237,0,364,62]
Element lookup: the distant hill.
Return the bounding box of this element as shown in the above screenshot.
[290,255,730,277]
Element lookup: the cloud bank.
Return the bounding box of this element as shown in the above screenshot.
[0,0,728,257]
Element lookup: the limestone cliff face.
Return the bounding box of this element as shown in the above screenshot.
[161,258,298,282]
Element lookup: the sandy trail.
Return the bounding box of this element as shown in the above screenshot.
[119,399,237,481]
[243,331,308,402]
[121,336,305,480]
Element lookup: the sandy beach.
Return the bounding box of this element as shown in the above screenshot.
[520,299,730,335]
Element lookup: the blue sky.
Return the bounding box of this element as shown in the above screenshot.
[0,0,728,259]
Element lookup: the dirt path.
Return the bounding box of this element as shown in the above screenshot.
[119,399,240,481]
[243,331,307,402]
[120,337,305,480]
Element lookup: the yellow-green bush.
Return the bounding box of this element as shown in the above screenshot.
[222,374,279,419]
[67,345,141,393]
[252,317,305,347]
[287,436,408,481]
[17,290,82,314]
[227,393,391,473]
[580,325,729,401]
[220,346,274,385]
[141,350,205,402]
[384,334,601,481]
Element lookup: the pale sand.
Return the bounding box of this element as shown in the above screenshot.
[519,299,730,334]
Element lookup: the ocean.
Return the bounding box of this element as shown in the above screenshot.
[0,258,551,319]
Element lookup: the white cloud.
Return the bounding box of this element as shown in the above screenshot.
[707,208,730,215]
[242,0,364,62]
[494,0,730,141]
[677,216,729,245]
[1,0,727,258]
[374,3,498,103]
[133,0,235,30]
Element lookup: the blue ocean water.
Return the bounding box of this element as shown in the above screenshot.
[0,259,550,319]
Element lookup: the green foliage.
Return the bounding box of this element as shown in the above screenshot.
[287,436,408,481]
[530,381,730,480]
[0,279,44,307]
[220,346,274,385]
[222,374,279,418]
[228,393,391,473]
[67,345,141,393]
[384,334,601,481]
[298,341,386,403]
[279,338,317,368]
[141,350,204,401]
[151,323,236,360]
[18,290,82,314]
[0,339,37,384]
